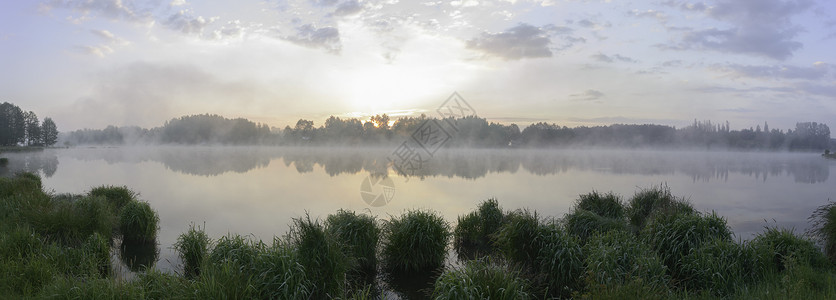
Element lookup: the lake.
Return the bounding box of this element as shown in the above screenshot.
[2,147,834,276]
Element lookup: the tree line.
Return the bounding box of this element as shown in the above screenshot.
[0,102,58,147]
[63,113,833,151]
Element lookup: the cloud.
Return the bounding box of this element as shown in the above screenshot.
[40,0,153,23]
[629,9,668,23]
[74,45,113,57]
[284,24,342,53]
[712,63,831,80]
[466,23,553,60]
[334,0,363,16]
[663,0,813,60]
[163,10,218,36]
[590,53,637,63]
[569,89,605,101]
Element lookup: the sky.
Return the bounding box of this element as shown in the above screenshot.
[0,0,835,132]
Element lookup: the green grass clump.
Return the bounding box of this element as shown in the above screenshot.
[627,185,693,232]
[0,172,43,198]
[453,198,506,260]
[564,209,628,244]
[325,209,380,275]
[584,230,668,291]
[26,195,115,244]
[750,227,829,272]
[118,200,159,243]
[433,259,531,299]
[641,211,731,282]
[577,191,624,219]
[120,239,159,272]
[0,157,8,166]
[83,232,112,277]
[89,185,137,212]
[289,214,350,298]
[494,209,542,267]
[173,223,211,278]
[807,201,836,263]
[680,237,761,296]
[249,239,312,299]
[382,209,450,273]
[537,223,586,298]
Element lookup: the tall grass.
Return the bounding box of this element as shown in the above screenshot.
[453,198,505,260]
[325,209,380,276]
[433,259,531,299]
[289,214,350,298]
[641,211,731,282]
[584,230,668,291]
[26,195,116,244]
[494,209,541,268]
[627,185,693,232]
[89,185,137,212]
[750,227,829,272]
[173,223,211,278]
[537,222,586,299]
[118,200,159,243]
[381,209,450,273]
[679,237,759,296]
[577,191,624,219]
[564,209,628,243]
[119,239,159,272]
[807,201,836,262]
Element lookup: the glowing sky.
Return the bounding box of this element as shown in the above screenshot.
[1,0,835,131]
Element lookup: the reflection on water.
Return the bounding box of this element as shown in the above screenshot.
[2,147,834,279]
[7,147,829,183]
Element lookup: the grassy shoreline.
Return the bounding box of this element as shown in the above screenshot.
[2,172,835,299]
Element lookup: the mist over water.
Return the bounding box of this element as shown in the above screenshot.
[2,147,834,274]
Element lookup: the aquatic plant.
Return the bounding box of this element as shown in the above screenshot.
[118,200,159,243]
[89,185,137,212]
[173,223,211,278]
[453,198,506,260]
[807,201,836,262]
[289,214,350,298]
[325,209,380,275]
[750,227,828,272]
[627,185,694,232]
[0,157,8,167]
[494,209,541,268]
[641,211,731,281]
[537,223,585,299]
[584,230,667,290]
[433,259,531,300]
[564,209,628,244]
[576,191,624,219]
[381,209,450,273]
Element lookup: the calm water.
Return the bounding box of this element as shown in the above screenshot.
[2,147,835,275]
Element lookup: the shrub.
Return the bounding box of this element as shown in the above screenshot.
[174,223,211,278]
[381,209,450,273]
[289,214,350,298]
[584,231,667,290]
[433,259,531,300]
[118,200,159,243]
[564,209,628,244]
[641,211,731,281]
[807,201,836,262]
[576,191,624,219]
[537,223,585,298]
[494,209,541,267]
[89,186,137,212]
[325,209,380,275]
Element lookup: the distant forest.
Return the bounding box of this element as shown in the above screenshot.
[0,102,59,147]
[61,113,834,151]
